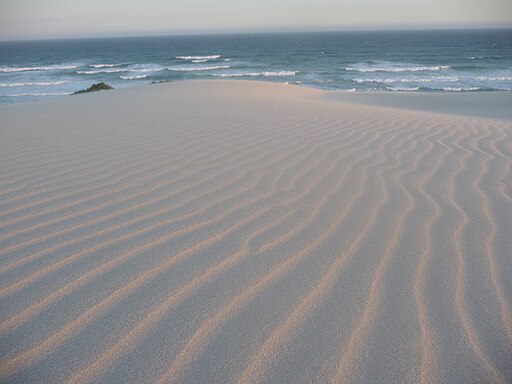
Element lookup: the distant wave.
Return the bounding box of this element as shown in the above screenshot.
[78,65,165,74]
[168,65,230,72]
[385,86,420,91]
[351,76,459,84]
[130,66,166,73]
[434,87,481,91]
[345,61,450,73]
[77,68,128,74]
[214,71,298,77]
[176,55,221,60]
[0,65,77,73]
[0,92,70,97]
[120,75,148,80]
[468,55,503,60]
[476,76,512,81]
[191,60,208,63]
[89,64,121,68]
[0,81,67,87]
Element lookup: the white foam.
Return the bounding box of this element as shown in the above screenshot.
[214,71,298,77]
[476,76,512,81]
[437,87,481,92]
[0,65,77,73]
[345,61,450,73]
[0,81,67,87]
[176,55,221,60]
[78,68,128,74]
[352,76,459,84]
[168,65,230,72]
[416,76,459,82]
[78,65,165,74]
[386,86,420,91]
[0,92,70,97]
[120,75,148,80]
[191,60,208,63]
[89,64,121,68]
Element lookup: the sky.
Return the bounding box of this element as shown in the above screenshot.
[1,0,512,40]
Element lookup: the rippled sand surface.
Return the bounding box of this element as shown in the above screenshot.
[1,81,511,383]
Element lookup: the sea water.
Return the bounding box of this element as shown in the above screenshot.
[0,29,511,104]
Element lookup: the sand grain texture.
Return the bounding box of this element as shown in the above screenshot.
[0,81,511,384]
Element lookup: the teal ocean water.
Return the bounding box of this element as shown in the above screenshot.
[0,29,511,103]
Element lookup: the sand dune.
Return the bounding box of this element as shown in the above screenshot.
[0,81,511,383]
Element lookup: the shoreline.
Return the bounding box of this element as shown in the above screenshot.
[323,88,512,121]
[2,79,511,121]
[2,30,511,106]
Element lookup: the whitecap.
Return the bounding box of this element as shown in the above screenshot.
[345,61,450,73]
[0,81,67,87]
[176,55,221,60]
[77,68,129,74]
[0,92,70,97]
[214,71,298,77]
[352,75,459,84]
[168,65,230,72]
[476,76,512,81]
[385,86,420,91]
[437,87,481,91]
[78,65,165,74]
[89,64,121,68]
[120,75,148,80]
[0,65,77,73]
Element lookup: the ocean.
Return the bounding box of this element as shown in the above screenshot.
[0,29,511,104]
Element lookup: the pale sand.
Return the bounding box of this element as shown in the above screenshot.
[324,90,512,121]
[0,80,511,384]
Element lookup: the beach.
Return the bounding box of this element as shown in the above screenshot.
[1,30,512,104]
[0,80,511,383]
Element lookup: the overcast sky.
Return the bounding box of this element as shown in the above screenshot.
[1,0,511,40]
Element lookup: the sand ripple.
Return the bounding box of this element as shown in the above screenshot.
[0,81,511,383]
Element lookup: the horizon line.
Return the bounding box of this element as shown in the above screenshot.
[1,25,511,43]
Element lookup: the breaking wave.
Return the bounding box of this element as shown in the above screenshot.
[434,87,482,91]
[78,65,166,74]
[168,65,230,72]
[345,61,451,73]
[351,76,459,84]
[214,71,298,77]
[0,65,77,73]
[476,76,512,81]
[176,55,221,60]
[89,64,121,68]
[0,81,67,87]
[77,68,128,74]
[385,86,420,91]
[120,75,148,80]
[0,92,70,97]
